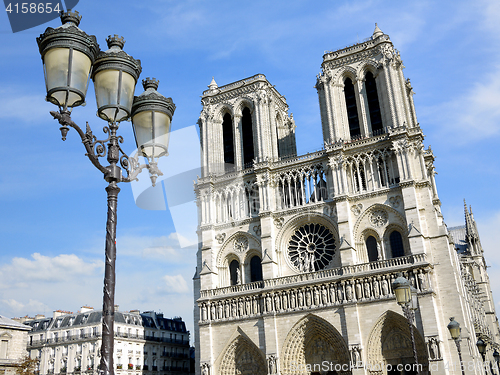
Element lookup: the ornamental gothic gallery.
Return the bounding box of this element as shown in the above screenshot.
[192,25,500,375]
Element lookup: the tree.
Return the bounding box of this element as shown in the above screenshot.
[16,356,39,375]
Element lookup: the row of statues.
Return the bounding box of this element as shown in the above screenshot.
[200,270,430,322]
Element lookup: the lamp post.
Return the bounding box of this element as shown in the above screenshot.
[36,11,175,375]
[392,273,420,375]
[447,317,466,375]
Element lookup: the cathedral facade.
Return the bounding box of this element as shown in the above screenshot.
[193,25,500,375]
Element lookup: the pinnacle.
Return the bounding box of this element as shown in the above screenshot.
[373,23,383,38]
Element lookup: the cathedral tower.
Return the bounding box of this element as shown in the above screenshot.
[193,25,499,375]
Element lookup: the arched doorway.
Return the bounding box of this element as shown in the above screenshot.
[218,335,267,375]
[281,314,351,375]
[367,311,428,375]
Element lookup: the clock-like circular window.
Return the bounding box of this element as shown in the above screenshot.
[287,223,336,272]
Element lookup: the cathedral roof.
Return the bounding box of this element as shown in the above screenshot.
[448,225,467,254]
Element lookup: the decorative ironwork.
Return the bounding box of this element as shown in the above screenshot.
[287,223,336,272]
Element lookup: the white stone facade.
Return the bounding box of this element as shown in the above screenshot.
[0,315,31,375]
[194,25,500,375]
[24,309,190,375]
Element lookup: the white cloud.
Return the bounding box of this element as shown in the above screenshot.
[2,299,49,316]
[427,65,500,143]
[0,253,102,287]
[160,274,189,294]
[0,253,104,319]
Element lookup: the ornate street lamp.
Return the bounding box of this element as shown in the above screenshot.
[477,338,487,362]
[37,11,175,375]
[393,273,420,375]
[493,349,500,373]
[447,317,466,375]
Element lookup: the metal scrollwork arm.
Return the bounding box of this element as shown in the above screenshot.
[50,109,154,184]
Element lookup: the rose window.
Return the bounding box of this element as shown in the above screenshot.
[287,223,336,272]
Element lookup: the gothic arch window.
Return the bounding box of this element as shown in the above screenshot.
[366,236,378,262]
[250,256,263,282]
[389,230,405,258]
[222,113,234,171]
[229,259,240,285]
[344,77,361,138]
[241,107,255,166]
[365,71,383,133]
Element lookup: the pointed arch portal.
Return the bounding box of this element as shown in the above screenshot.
[367,311,428,375]
[218,335,267,375]
[281,314,351,375]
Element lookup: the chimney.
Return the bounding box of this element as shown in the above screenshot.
[81,306,94,313]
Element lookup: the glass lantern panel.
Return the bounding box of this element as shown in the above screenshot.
[69,49,92,105]
[44,48,91,107]
[394,286,411,304]
[44,48,69,105]
[132,111,171,159]
[119,72,136,117]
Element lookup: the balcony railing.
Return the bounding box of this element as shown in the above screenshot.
[200,253,428,298]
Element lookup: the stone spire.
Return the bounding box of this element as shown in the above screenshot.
[373,23,384,39]
[464,199,482,254]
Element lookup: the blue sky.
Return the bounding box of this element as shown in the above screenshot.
[1,0,500,339]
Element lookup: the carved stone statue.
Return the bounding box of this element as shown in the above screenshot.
[201,304,207,321]
[381,278,389,295]
[236,268,241,285]
[201,363,210,375]
[346,283,353,301]
[351,346,361,365]
[428,338,440,360]
[266,294,272,312]
[418,272,427,291]
[268,355,277,374]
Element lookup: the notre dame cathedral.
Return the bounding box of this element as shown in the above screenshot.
[193,25,500,375]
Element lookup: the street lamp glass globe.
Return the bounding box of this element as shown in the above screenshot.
[37,11,98,108]
[131,78,176,160]
[447,317,461,340]
[92,35,142,123]
[392,274,411,305]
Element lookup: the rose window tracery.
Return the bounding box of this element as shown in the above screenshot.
[234,235,249,253]
[287,223,336,272]
[369,209,388,227]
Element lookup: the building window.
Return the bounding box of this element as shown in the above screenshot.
[389,230,405,258]
[366,236,378,262]
[0,339,8,359]
[241,107,254,166]
[344,77,361,138]
[250,256,263,282]
[365,71,383,133]
[222,113,234,171]
[229,260,240,285]
[287,223,336,272]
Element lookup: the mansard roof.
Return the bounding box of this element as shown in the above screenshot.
[23,310,187,333]
[0,315,32,331]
